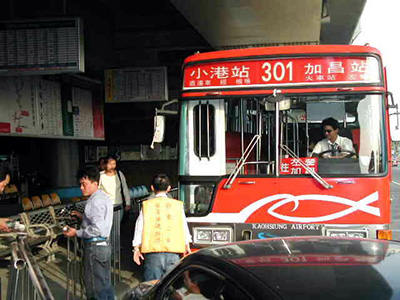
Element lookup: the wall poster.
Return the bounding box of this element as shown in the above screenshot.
[0,76,104,140]
[105,67,168,103]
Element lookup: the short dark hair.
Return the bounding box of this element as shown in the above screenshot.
[152,174,170,192]
[77,166,100,183]
[0,161,9,182]
[98,156,106,165]
[322,117,339,130]
[104,155,117,165]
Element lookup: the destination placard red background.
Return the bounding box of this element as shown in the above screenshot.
[231,254,383,267]
[183,56,380,89]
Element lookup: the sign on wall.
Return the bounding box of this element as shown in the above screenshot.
[84,144,177,162]
[0,18,84,75]
[105,67,168,102]
[0,76,104,140]
[0,76,37,134]
[72,87,94,138]
[38,79,63,136]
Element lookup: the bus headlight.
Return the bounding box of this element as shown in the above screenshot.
[348,232,367,238]
[213,230,230,242]
[196,230,212,242]
[193,227,233,244]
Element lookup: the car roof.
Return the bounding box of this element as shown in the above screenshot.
[192,237,400,299]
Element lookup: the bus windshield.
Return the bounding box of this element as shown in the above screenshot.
[180,93,387,216]
[225,93,387,176]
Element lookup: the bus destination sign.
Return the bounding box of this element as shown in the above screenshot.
[183,56,381,90]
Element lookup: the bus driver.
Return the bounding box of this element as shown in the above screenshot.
[311,117,355,158]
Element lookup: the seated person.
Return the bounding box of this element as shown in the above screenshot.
[311,117,355,158]
[171,271,211,300]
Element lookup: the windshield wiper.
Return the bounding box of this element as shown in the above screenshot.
[280,144,333,189]
[223,135,261,189]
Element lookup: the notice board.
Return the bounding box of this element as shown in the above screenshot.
[0,76,104,140]
[105,67,168,102]
[0,18,84,75]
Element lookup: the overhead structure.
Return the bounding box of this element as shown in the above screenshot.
[170,0,366,49]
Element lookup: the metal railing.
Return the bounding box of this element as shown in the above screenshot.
[65,227,84,300]
[110,206,122,285]
[1,201,123,299]
[7,234,55,300]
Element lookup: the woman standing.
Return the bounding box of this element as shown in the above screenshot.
[99,156,131,218]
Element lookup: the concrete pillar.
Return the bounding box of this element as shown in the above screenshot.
[46,140,79,187]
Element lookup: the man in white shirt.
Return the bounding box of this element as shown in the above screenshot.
[311,117,355,158]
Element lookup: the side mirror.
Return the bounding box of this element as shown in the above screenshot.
[150,99,178,149]
[388,92,400,141]
[150,115,166,149]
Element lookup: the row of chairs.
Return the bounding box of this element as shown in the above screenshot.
[22,193,61,211]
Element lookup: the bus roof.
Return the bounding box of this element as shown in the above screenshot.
[183,45,382,65]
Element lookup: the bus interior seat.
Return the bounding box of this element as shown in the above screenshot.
[339,127,353,140]
[225,132,256,173]
[351,128,360,153]
[308,127,324,152]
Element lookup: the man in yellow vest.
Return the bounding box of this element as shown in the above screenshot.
[132,174,192,281]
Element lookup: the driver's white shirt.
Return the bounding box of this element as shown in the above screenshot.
[311,135,354,157]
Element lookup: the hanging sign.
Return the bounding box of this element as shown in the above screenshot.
[0,18,84,75]
[183,56,381,90]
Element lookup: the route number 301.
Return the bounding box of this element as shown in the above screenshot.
[261,62,293,82]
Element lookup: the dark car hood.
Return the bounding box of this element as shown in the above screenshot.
[198,237,400,299]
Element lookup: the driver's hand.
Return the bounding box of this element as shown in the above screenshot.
[337,153,353,158]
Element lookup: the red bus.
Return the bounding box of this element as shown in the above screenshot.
[160,45,397,248]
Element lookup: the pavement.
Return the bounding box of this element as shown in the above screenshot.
[390,167,400,240]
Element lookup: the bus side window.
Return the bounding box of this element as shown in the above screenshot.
[194,104,215,158]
